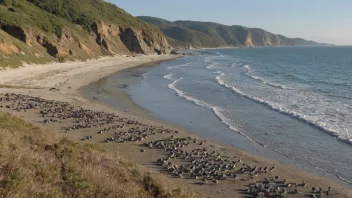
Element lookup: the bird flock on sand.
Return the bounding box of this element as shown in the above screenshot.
[0,93,335,198]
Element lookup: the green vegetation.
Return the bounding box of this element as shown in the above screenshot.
[25,0,161,39]
[0,30,53,68]
[0,113,193,198]
[0,0,160,41]
[137,17,223,48]
[0,0,169,68]
[138,16,320,49]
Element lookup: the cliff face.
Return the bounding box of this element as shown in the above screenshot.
[0,0,171,67]
[138,16,323,49]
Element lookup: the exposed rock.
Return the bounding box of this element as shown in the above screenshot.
[0,1,172,67]
[91,21,171,55]
[36,35,44,45]
[101,39,109,50]
[78,42,92,56]
[119,27,144,54]
[42,40,59,57]
[0,39,19,55]
[170,50,178,55]
[0,43,19,55]
[0,25,30,44]
[138,16,325,48]
[41,37,66,58]
[244,32,255,47]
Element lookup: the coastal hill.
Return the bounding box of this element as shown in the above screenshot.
[138,16,322,49]
[0,0,171,67]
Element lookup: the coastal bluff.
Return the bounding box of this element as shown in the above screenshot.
[0,0,172,68]
[138,16,328,49]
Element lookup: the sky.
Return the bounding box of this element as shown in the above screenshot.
[106,0,352,45]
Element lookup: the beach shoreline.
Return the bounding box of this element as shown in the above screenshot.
[0,55,351,197]
[83,56,352,189]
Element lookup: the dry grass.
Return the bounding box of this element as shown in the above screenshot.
[0,113,195,198]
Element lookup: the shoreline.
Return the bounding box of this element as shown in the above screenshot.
[84,56,352,189]
[80,59,168,118]
[0,55,351,197]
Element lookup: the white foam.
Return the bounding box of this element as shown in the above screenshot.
[206,63,216,69]
[231,63,240,67]
[215,72,352,144]
[141,71,150,79]
[243,65,252,70]
[168,77,254,142]
[243,65,286,89]
[163,74,174,80]
[167,62,192,70]
[204,57,221,69]
[168,78,213,109]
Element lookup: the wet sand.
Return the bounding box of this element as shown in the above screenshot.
[0,55,351,198]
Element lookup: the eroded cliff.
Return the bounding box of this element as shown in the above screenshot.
[0,0,172,67]
[138,16,325,49]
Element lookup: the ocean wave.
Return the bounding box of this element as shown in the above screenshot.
[163,74,174,80]
[167,62,192,70]
[168,78,213,109]
[243,65,252,71]
[204,54,224,63]
[141,71,150,79]
[337,175,352,184]
[204,57,218,69]
[168,78,255,142]
[206,63,216,69]
[243,65,286,89]
[231,63,241,67]
[215,72,352,145]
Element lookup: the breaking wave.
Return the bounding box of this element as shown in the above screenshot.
[243,65,286,89]
[167,77,255,142]
[215,72,352,145]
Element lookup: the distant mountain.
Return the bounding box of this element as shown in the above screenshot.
[138,16,325,49]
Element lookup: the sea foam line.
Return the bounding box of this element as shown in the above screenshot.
[167,62,192,70]
[215,72,352,183]
[141,71,150,79]
[215,72,352,145]
[166,73,352,184]
[163,74,174,80]
[206,63,216,69]
[167,78,254,142]
[243,65,286,89]
[204,56,223,69]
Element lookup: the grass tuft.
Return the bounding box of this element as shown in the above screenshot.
[0,113,194,198]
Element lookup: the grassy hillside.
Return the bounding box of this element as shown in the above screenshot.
[0,0,171,68]
[138,16,322,49]
[137,16,216,48]
[0,112,191,198]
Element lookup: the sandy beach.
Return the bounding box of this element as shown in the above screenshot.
[0,55,351,198]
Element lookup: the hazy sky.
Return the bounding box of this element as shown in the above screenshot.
[106,0,352,45]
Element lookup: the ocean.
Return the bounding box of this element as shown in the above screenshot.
[115,46,352,186]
